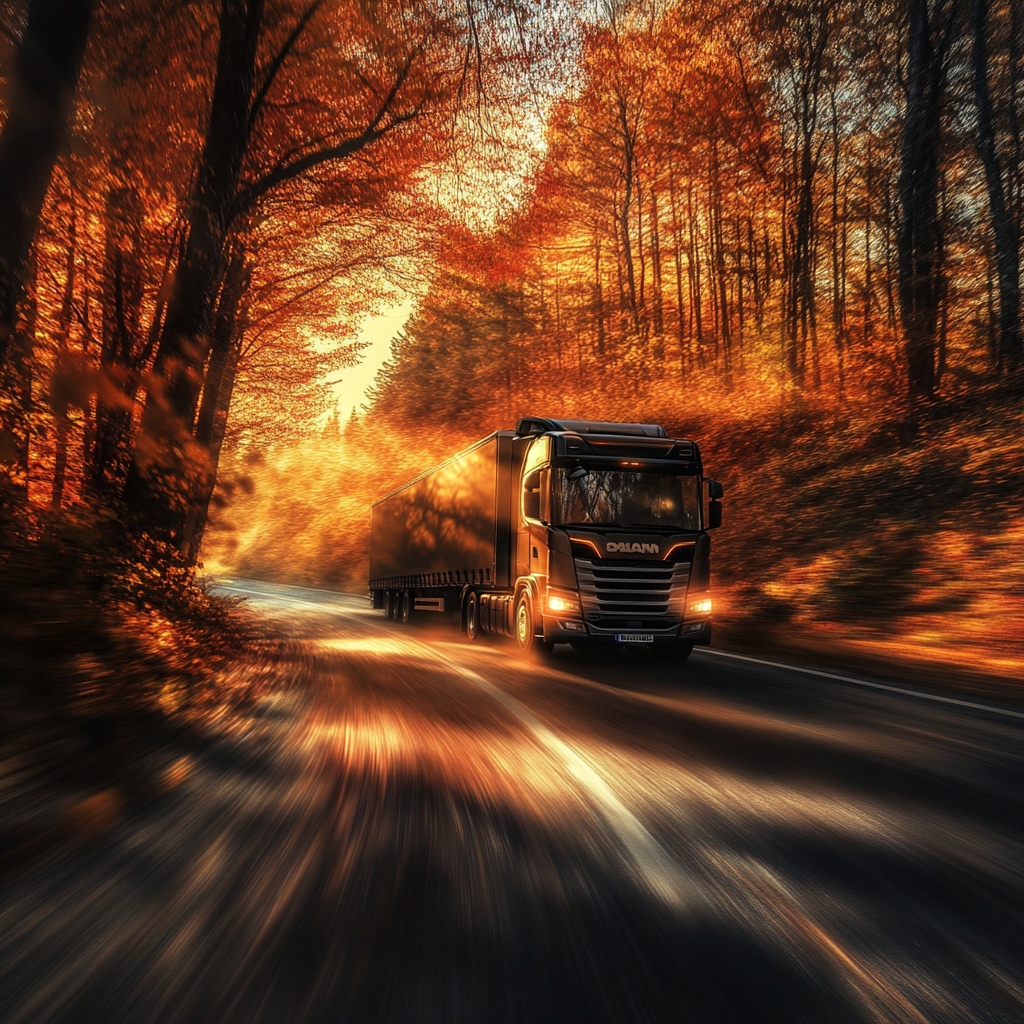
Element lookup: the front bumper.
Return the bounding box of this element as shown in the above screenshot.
[543,615,712,647]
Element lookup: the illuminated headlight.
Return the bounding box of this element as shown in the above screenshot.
[687,597,713,615]
[563,620,586,632]
[548,592,581,613]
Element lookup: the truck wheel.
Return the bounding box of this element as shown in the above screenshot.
[384,591,395,620]
[400,591,413,625]
[515,592,537,653]
[466,592,481,641]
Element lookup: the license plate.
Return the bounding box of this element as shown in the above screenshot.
[615,633,654,644]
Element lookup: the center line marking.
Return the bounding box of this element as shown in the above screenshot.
[697,649,1024,720]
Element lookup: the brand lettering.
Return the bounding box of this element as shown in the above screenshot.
[606,542,660,554]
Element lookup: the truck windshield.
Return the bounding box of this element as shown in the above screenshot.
[551,469,702,530]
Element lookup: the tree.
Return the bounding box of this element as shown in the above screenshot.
[0,0,94,368]
[970,0,1021,371]
[122,0,457,549]
[898,0,961,399]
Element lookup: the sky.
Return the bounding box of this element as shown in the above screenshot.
[329,299,415,417]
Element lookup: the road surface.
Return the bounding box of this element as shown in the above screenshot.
[1,579,1021,1023]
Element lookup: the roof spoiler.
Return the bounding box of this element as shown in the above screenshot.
[515,417,666,438]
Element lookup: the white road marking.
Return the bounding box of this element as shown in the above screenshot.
[697,648,1024,720]
[216,581,1022,722]
[425,646,692,910]
[214,577,1021,906]
[216,581,691,907]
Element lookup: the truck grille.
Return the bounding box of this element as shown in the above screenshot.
[573,556,690,630]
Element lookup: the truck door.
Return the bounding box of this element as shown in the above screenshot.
[517,438,551,584]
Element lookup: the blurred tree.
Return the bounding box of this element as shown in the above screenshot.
[0,0,93,369]
[121,0,521,556]
[970,0,1021,371]
[898,0,962,400]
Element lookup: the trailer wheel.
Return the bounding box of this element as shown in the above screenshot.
[400,591,413,625]
[466,592,481,641]
[515,591,537,653]
[383,591,394,620]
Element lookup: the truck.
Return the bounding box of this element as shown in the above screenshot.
[368,417,724,658]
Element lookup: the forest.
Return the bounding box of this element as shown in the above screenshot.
[0,0,1021,719]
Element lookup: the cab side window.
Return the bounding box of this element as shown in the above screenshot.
[521,438,550,522]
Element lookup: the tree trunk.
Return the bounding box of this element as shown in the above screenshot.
[830,95,845,396]
[712,145,729,368]
[748,216,761,332]
[618,119,641,337]
[91,184,147,497]
[970,0,1022,370]
[883,179,898,330]
[184,253,249,563]
[898,0,954,400]
[51,234,76,509]
[863,136,873,348]
[668,168,687,376]
[790,127,816,385]
[687,182,703,365]
[650,184,664,350]
[0,0,94,368]
[734,215,744,355]
[1,243,38,505]
[123,0,263,543]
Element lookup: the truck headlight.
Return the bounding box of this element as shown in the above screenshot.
[548,593,581,613]
[687,597,712,615]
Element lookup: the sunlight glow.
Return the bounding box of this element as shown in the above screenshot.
[327,299,416,417]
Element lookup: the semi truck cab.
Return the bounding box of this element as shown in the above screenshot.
[504,418,722,657]
[369,416,724,660]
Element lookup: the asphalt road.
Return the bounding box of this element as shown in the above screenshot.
[1,579,1021,1024]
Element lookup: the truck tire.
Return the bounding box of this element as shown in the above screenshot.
[515,591,544,653]
[384,591,396,621]
[514,591,533,652]
[400,591,413,625]
[466,592,481,641]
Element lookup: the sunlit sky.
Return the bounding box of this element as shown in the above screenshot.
[330,299,415,416]
[326,111,550,420]
[324,21,572,422]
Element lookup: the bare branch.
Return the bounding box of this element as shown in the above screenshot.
[234,47,423,214]
[246,0,326,142]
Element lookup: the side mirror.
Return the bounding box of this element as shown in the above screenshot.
[524,491,541,520]
[707,479,724,500]
[707,499,723,529]
[568,466,589,481]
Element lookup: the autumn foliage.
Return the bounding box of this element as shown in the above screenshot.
[0,0,1021,695]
